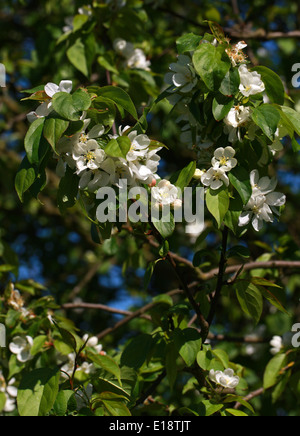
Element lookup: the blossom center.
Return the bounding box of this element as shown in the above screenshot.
[80,134,88,143]
[85,151,95,162]
[219,156,228,166]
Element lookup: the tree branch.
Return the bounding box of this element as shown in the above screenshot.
[204,260,300,281]
[96,288,187,340]
[157,7,300,40]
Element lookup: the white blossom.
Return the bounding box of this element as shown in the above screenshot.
[44,80,73,99]
[114,39,151,71]
[238,65,265,97]
[225,105,251,129]
[201,147,237,190]
[224,105,252,142]
[9,336,34,363]
[201,167,230,191]
[165,55,198,93]
[73,139,106,174]
[127,49,151,71]
[83,334,104,354]
[209,369,240,389]
[27,80,73,123]
[211,147,237,172]
[0,372,18,413]
[270,336,283,355]
[238,170,286,232]
[151,180,182,209]
[61,353,95,379]
[270,125,288,154]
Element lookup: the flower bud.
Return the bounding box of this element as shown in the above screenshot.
[193,169,205,180]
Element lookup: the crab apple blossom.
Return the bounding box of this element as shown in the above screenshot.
[201,167,230,190]
[238,64,265,97]
[27,80,73,123]
[239,170,286,232]
[209,369,240,389]
[165,54,198,93]
[151,180,182,209]
[9,336,34,363]
[211,147,238,172]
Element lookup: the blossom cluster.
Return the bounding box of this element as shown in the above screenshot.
[201,146,237,191]
[0,281,110,415]
[165,36,287,232]
[27,82,162,195]
[114,39,151,71]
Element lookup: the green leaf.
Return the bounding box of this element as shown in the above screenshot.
[57,166,79,213]
[252,280,289,315]
[224,196,245,237]
[43,118,69,152]
[176,33,202,54]
[0,392,6,413]
[226,408,249,417]
[228,166,252,205]
[224,395,255,414]
[197,348,214,371]
[235,282,263,325]
[96,86,138,120]
[72,14,89,32]
[280,106,300,137]
[252,66,285,105]
[87,352,121,385]
[152,213,175,240]
[206,188,230,229]
[172,328,202,367]
[263,353,287,389]
[30,335,47,356]
[15,157,36,202]
[193,44,231,91]
[165,343,179,389]
[198,400,223,417]
[24,117,45,164]
[52,89,91,121]
[52,390,75,416]
[219,67,241,97]
[251,104,281,140]
[207,21,226,42]
[175,161,197,190]
[121,334,154,370]
[212,349,229,369]
[92,392,131,417]
[18,368,60,416]
[212,95,234,121]
[88,97,116,131]
[67,37,92,77]
[105,136,131,159]
[228,245,251,259]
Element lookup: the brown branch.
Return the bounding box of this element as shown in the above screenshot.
[204,260,300,281]
[207,333,271,344]
[157,7,300,40]
[96,288,186,340]
[234,387,264,410]
[68,261,102,301]
[61,301,146,318]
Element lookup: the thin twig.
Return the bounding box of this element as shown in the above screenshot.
[96,288,186,340]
